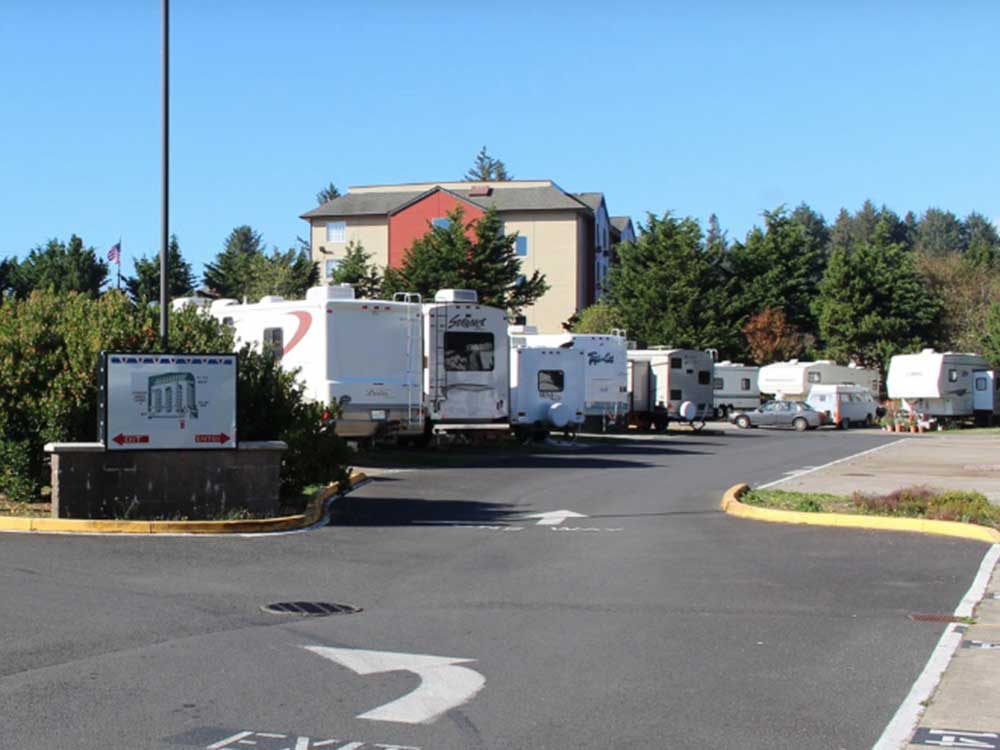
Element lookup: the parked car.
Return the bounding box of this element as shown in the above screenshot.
[730,400,823,431]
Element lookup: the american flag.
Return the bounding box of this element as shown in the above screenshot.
[107,241,121,264]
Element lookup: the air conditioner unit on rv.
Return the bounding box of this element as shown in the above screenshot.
[434,289,478,303]
[306,284,355,303]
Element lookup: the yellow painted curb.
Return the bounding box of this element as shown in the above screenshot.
[0,471,369,536]
[721,483,1000,544]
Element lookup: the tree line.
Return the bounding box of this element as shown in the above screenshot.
[574,202,1000,374]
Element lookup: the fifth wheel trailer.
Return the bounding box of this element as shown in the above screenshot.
[758,359,880,401]
[626,348,715,428]
[712,362,761,417]
[887,349,999,423]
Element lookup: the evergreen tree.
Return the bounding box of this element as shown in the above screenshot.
[981,302,1000,368]
[915,208,967,256]
[14,235,107,298]
[329,241,382,298]
[203,226,266,299]
[383,206,546,314]
[814,219,940,375]
[245,246,319,302]
[705,213,727,254]
[569,302,626,335]
[728,207,825,333]
[964,211,999,262]
[316,182,341,205]
[790,202,830,259]
[603,212,738,352]
[0,257,17,300]
[464,146,512,181]
[125,235,195,301]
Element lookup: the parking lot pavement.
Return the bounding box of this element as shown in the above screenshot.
[763,432,1000,503]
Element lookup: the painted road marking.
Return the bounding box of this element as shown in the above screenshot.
[911,728,999,748]
[522,509,588,526]
[758,438,908,489]
[874,544,1000,750]
[303,646,485,725]
[412,523,623,532]
[961,640,1000,650]
[195,729,419,750]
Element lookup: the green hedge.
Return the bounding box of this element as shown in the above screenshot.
[0,290,348,503]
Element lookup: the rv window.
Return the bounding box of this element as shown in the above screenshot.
[740,378,751,391]
[263,327,284,361]
[222,317,234,326]
[670,357,682,369]
[713,378,724,390]
[948,369,958,383]
[807,372,821,383]
[538,370,564,393]
[976,377,988,391]
[698,370,711,385]
[670,389,682,400]
[444,332,494,371]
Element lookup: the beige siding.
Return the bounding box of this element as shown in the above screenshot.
[310,218,389,280]
[498,211,582,334]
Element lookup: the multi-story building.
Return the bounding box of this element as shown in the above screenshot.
[300,180,633,333]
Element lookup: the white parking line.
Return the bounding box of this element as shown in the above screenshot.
[758,439,909,489]
[872,544,1000,750]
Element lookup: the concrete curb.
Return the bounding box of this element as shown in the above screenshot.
[721,483,1000,544]
[0,471,368,535]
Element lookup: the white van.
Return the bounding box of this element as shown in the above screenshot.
[805,384,878,428]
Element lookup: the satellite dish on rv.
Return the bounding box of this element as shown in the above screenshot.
[679,401,697,421]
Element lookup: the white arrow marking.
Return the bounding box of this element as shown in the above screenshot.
[303,646,485,725]
[522,509,588,526]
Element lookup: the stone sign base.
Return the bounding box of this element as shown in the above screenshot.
[43,442,286,520]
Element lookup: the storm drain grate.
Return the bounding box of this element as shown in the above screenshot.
[261,601,362,617]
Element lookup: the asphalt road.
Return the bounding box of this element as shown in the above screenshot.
[0,428,990,750]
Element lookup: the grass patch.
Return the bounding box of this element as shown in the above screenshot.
[743,486,1000,530]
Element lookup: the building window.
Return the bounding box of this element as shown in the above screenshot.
[538,370,565,393]
[326,221,346,243]
[432,217,451,230]
[263,327,284,361]
[444,332,494,371]
[515,236,528,256]
[325,259,341,278]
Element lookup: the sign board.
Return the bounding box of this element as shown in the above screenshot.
[100,352,237,451]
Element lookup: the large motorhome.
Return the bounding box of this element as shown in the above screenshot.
[758,360,880,401]
[423,289,510,431]
[712,362,761,417]
[509,345,586,437]
[887,349,999,423]
[508,330,628,428]
[210,285,424,439]
[626,348,715,428]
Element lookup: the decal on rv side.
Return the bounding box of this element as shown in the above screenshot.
[283,311,313,357]
[588,351,614,365]
[366,388,390,398]
[447,314,488,330]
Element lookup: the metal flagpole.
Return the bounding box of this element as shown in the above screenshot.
[160,0,170,349]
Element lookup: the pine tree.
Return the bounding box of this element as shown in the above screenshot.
[14,235,108,298]
[329,241,382,298]
[316,182,341,205]
[603,213,738,352]
[464,146,512,181]
[915,208,968,256]
[203,226,266,299]
[125,235,195,301]
[814,219,940,374]
[705,213,727,254]
[382,206,546,314]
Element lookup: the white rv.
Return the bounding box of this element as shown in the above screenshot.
[423,290,510,430]
[626,348,715,428]
[509,346,586,436]
[508,331,628,427]
[211,285,424,439]
[887,349,999,423]
[712,362,760,417]
[758,359,880,401]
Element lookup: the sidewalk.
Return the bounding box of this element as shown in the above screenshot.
[759,433,1000,748]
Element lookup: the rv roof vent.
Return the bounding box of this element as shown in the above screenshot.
[921,348,936,354]
[210,298,239,311]
[306,284,355,303]
[434,289,478,303]
[259,295,285,304]
[788,359,799,364]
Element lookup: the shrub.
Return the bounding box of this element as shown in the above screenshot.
[852,486,1000,528]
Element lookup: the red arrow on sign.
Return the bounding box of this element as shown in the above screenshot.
[112,433,150,445]
[195,433,231,444]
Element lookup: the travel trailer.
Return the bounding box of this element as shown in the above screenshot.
[211,285,424,439]
[805,384,878,427]
[626,348,715,428]
[509,345,586,437]
[887,349,999,424]
[423,289,510,431]
[508,330,628,428]
[758,360,880,401]
[712,362,761,417]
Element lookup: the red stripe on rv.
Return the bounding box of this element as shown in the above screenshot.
[283,311,312,357]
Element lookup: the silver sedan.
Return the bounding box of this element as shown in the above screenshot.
[731,400,824,431]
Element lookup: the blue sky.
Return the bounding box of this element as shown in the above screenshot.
[2,1,997,279]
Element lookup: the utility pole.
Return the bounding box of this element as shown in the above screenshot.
[159,0,170,349]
